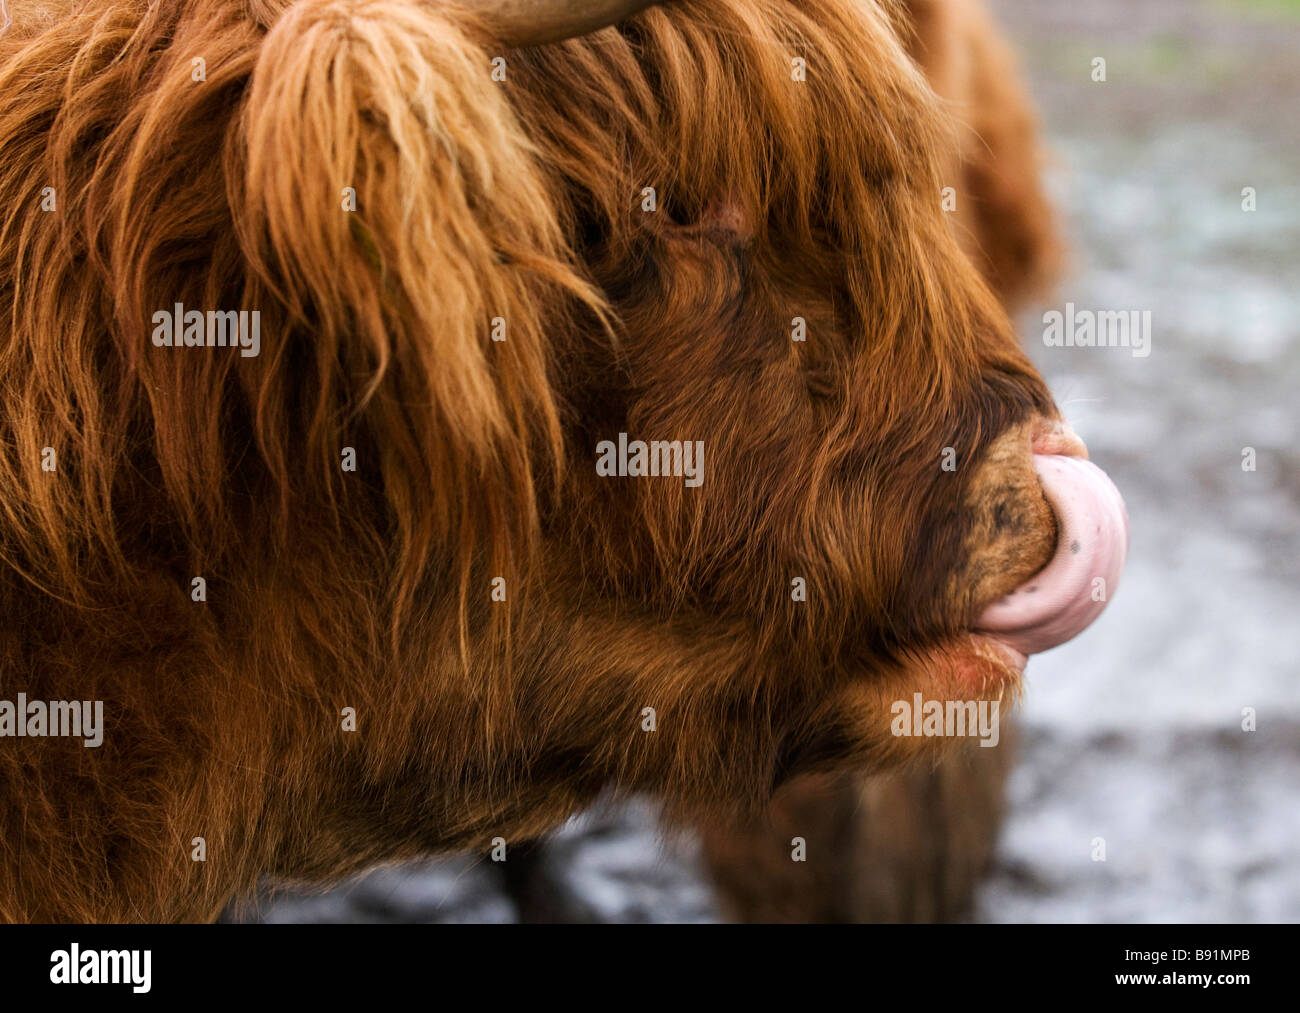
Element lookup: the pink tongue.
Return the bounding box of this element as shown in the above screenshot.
[974,455,1128,657]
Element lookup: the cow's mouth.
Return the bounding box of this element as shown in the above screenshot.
[971,432,1129,673]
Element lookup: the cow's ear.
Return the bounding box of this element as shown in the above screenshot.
[236,0,602,621]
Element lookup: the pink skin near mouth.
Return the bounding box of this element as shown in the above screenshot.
[973,426,1129,670]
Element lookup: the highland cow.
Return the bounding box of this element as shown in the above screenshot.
[0,0,1126,923]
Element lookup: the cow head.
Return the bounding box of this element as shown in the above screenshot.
[485,0,1128,806]
[0,0,1127,881]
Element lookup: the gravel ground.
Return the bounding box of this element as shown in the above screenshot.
[232,0,1300,924]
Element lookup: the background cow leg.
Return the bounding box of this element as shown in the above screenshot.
[699,723,1017,923]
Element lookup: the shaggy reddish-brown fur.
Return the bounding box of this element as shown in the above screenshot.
[1,0,1061,922]
[698,0,1062,924]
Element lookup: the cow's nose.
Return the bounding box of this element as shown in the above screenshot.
[973,426,1128,657]
[1027,417,1090,459]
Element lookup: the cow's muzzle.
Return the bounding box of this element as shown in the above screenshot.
[973,427,1129,665]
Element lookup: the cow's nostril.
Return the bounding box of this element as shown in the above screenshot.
[1030,418,1089,459]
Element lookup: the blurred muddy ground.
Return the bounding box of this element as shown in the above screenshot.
[231,0,1299,923]
[976,0,1300,922]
